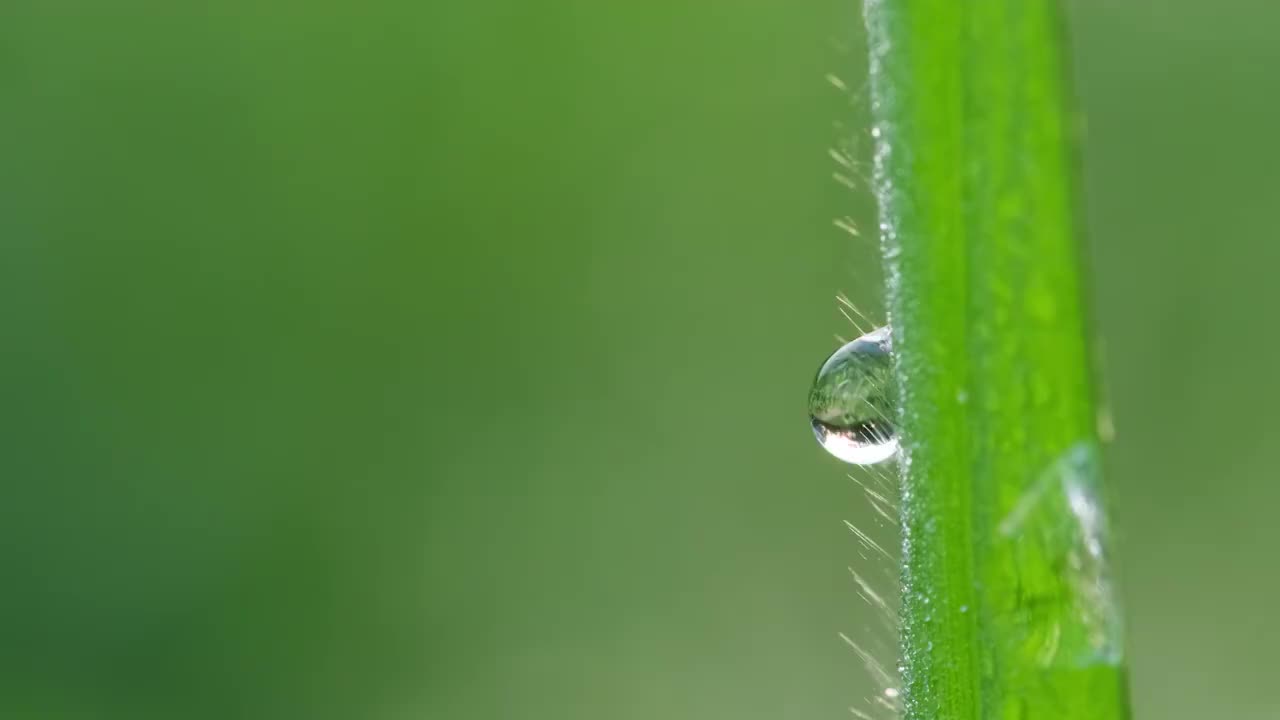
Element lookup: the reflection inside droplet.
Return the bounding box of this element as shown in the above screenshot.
[811,418,899,465]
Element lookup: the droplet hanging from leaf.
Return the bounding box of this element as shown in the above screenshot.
[808,326,898,465]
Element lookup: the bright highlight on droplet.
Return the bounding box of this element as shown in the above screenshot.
[808,326,898,465]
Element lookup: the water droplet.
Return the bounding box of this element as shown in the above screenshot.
[809,326,898,465]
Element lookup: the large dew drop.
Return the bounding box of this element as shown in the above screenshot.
[808,326,899,465]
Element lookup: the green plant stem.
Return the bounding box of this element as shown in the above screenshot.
[863,2,1132,718]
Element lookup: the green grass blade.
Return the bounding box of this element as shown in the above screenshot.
[862,2,1133,718]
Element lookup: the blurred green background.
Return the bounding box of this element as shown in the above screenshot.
[1,1,1275,718]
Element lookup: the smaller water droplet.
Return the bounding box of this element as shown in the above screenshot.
[959,605,969,614]
[808,327,899,465]
[883,688,900,699]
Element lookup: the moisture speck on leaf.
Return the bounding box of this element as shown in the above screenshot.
[998,441,1124,668]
